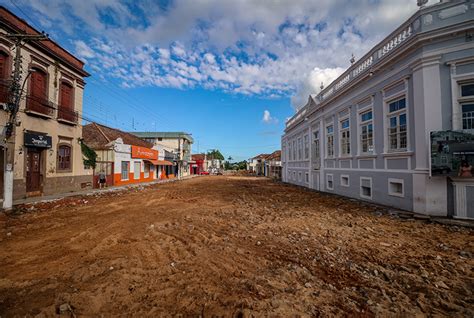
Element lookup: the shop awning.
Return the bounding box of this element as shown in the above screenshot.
[145,159,173,166]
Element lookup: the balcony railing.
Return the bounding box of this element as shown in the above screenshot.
[57,106,78,124]
[26,94,54,117]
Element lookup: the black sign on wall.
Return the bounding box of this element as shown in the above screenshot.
[24,132,52,148]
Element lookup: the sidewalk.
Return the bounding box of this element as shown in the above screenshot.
[13,175,199,207]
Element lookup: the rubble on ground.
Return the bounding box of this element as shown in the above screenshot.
[0,176,472,316]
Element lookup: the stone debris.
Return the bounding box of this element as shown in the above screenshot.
[1,176,472,317]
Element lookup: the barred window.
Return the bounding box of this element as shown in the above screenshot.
[121,161,129,180]
[57,145,71,171]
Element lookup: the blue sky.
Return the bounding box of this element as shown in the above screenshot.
[4,0,433,161]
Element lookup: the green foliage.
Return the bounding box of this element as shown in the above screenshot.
[80,140,98,169]
[225,160,247,170]
[206,149,224,160]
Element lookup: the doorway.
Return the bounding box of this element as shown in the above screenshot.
[26,148,42,195]
[312,172,320,191]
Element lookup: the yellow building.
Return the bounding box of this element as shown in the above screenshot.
[0,6,91,201]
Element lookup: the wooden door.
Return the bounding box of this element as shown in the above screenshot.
[26,149,41,193]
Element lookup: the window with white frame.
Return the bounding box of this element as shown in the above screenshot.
[360,110,374,154]
[293,140,296,161]
[293,171,296,180]
[458,82,474,130]
[326,125,334,157]
[304,135,309,159]
[360,177,372,199]
[305,172,309,183]
[288,142,292,161]
[388,178,404,197]
[298,171,302,182]
[340,118,350,156]
[326,174,334,190]
[387,97,407,152]
[298,137,303,160]
[313,131,320,159]
[462,104,474,129]
[341,175,349,187]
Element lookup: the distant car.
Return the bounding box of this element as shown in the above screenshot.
[200,171,210,175]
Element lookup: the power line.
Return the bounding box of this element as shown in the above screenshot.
[87,78,176,132]
[8,0,44,31]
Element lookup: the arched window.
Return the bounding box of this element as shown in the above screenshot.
[0,51,9,103]
[27,67,51,115]
[57,144,72,171]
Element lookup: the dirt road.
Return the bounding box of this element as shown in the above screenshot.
[0,176,472,316]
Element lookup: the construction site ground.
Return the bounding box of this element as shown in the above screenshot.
[0,176,472,317]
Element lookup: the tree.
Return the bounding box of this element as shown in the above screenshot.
[207,149,224,160]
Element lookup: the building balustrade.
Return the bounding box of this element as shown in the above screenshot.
[25,94,54,117]
[57,106,78,124]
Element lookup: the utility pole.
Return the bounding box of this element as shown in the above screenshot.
[3,33,47,210]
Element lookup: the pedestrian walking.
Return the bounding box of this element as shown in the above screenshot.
[98,170,107,189]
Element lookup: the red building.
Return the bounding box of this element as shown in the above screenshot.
[190,154,206,175]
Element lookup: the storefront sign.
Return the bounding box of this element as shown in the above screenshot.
[131,145,158,160]
[24,132,52,148]
[430,130,474,176]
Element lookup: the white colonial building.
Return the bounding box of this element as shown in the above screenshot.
[282,0,474,219]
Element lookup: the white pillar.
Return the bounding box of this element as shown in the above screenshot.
[3,162,13,210]
[411,56,447,216]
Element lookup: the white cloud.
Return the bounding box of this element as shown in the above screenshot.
[16,0,440,110]
[262,110,278,124]
[73,40,95,59]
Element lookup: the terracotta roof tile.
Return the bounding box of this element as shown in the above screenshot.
[83,123,153,149]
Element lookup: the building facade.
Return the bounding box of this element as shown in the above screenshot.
[282,1,474,219]
[0,7,91,201]
[83,123,161,187]
[133,132,193,177]
[248,154,270,175]
[264,150,282,180]
[190,154,207,175]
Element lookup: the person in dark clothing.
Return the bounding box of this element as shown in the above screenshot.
[98,170,107,189]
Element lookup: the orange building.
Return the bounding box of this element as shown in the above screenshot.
[83,123,163,188]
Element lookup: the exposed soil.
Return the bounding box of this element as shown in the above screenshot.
[0,176,473,317]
